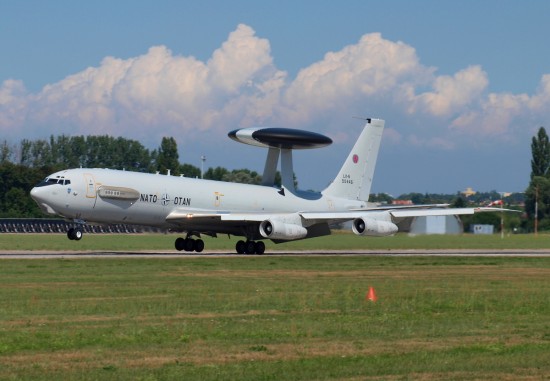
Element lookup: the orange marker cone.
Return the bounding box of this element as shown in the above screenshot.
[366,286,377,302]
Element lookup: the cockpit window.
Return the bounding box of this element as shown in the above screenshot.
[35,176,71,187]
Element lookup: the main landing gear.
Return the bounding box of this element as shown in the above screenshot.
[235,240,265,254]
[174,237,265,254]
[175,237,204,252]
[67,227,83,241]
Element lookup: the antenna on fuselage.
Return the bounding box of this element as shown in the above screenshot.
[227,127,332,193]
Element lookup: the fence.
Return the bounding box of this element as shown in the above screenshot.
[0,219,164,234]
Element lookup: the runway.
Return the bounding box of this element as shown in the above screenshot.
[2,249,550,259]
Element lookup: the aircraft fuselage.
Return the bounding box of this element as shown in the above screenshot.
[31,168,366,230]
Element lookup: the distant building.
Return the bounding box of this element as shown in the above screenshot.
[408,215,463,235]
[472,224,494,235]
[461,187,476,197]
[392,199,413,205]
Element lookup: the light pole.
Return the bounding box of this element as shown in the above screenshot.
[201,155,206,179]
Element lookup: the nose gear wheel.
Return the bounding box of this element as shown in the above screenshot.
[67,227,83,241]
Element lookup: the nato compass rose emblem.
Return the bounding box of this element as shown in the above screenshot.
[161,193,171,206]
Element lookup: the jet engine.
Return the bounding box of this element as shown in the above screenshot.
[352,217,398,237]
[259,219,308,240]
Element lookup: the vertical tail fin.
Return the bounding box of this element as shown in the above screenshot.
[323,118,385,201]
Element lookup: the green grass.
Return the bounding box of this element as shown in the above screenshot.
[0,256,549,380]
[1,231,550,251]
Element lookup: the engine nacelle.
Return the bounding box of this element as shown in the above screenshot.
[259,219,308,240]
[352,218,398,237]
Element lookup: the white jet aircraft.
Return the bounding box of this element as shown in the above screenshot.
[30,118,509,254]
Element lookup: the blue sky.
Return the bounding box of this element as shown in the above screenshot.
[1,1,549,195]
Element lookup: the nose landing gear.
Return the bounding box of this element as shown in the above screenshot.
[67,227,83,241]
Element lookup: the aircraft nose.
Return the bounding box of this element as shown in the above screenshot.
[30,186,57,215]
[30,186,47,202]
[30,186,41,201]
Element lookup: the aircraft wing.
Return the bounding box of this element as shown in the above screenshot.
[166,206,518,241]
[167,206,517,226]
[300,206,518,238]
[165,209,293,240]
[166,209,280,222]
[388,206,518,218]
[301,206,517,221]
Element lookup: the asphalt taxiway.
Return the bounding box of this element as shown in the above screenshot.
[1,249,550,259]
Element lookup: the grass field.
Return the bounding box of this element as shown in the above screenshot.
[1,231,550,252]
[0,254,549,380]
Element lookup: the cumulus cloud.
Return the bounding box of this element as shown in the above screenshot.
[282,33,433,125]
[451,92,529,138]
[0,24,549,150]
[0,79,27,104]
[409,65,488,117]
[0,79,27,128]
[449,74,550,139]
[0,24,287,142]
